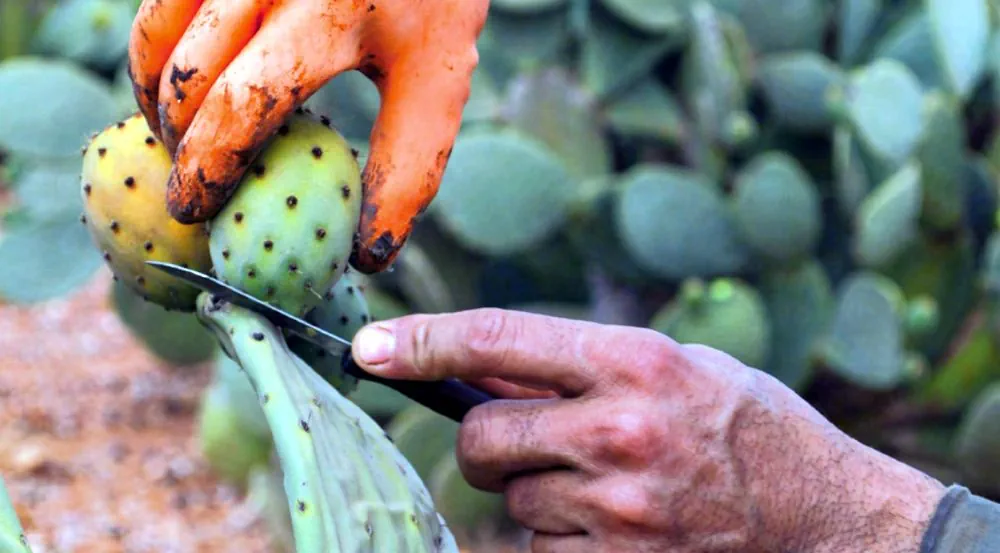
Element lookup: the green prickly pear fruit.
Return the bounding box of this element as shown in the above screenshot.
[287,268,371,395]
[650,278,772,369]
[209,112,362,317]
[80,112,213,311]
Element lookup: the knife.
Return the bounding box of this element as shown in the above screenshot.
[145,261,494,422]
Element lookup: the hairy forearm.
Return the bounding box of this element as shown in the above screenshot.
[731,371,946,553]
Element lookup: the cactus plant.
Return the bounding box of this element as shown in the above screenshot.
[5,0,1000,548]
[195,295,460,553]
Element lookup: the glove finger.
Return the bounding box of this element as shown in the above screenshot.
[157,0,270,154]
[127,0,204,139]
[351,2,486,274]
[350,49,481,274]
[164,5,362,223]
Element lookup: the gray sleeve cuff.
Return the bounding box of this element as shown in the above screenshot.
[920,484,1000,553]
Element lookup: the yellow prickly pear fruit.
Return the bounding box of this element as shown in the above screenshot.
[80,113,212,311]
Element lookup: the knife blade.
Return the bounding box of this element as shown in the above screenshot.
[146,261,494,422]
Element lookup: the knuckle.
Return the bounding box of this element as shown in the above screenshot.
[455,405,495,471]
[407,317,437,377]
[590,407,660,467]
[601,481,658,530]
[462,308,517,366]
[620,329,682,387]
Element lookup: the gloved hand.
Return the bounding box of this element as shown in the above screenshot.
[126,0,489,273]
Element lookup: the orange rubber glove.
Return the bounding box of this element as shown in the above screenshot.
[126,0,489,273]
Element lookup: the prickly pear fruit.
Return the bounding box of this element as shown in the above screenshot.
[209,112,362,317]
[650,278,772,369]
[288,268,371,395]
[80,112,212,311]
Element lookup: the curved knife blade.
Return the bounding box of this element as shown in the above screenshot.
[145,261,494,421]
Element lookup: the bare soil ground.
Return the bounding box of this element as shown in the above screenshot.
[0,268,275,552]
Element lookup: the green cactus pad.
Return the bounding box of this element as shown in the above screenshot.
[837,0,881,65]
[925,0,990,99]
[431,129,576,256]
[832,126,874,218]
[816,272,907,390]
[870,10,944,91]
[287,270,371,395]
[598,0,684,35]
[385,404,460,482]
[32,0,135,72]
[954,382,1000,493]
[501,67,612,179]
[728,0,829,54]
[196,295,460,553]
[580,4,676,98]
[832,59,927,166]
[209,112,362,317]
[197,356,274,487]
[491,0,568,15]
[0,211,103,304]
[110,279,217,367]
[853,162,923,269]
[758,260,834,391]
[614,164,750,280]
[0,57,118,159]
[731,152,822,264]
[755,52,844,132]
[604,77,685,143]
[682,1,745,146]
[0,476,31,553]
[915,92,965,231]
[650,278,772,369]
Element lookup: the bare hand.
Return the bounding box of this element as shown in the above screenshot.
[351,308,947,553]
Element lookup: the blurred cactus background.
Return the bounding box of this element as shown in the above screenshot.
[3,0,1000,551]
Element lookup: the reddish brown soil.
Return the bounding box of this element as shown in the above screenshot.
[0,268,275,552]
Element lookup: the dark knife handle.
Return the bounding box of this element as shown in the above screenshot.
[340,350,495,422]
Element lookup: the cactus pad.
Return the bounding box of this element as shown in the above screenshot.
[614,164,749,280]
[816,272,907,390]
[197,354,274,487]
[288,269,371,395]
[196,295,459,553]
[732,152,822,264]
[80,112,213,311]
[758,260,834,390]
[0,476,31,553]
[209,112,362,317]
